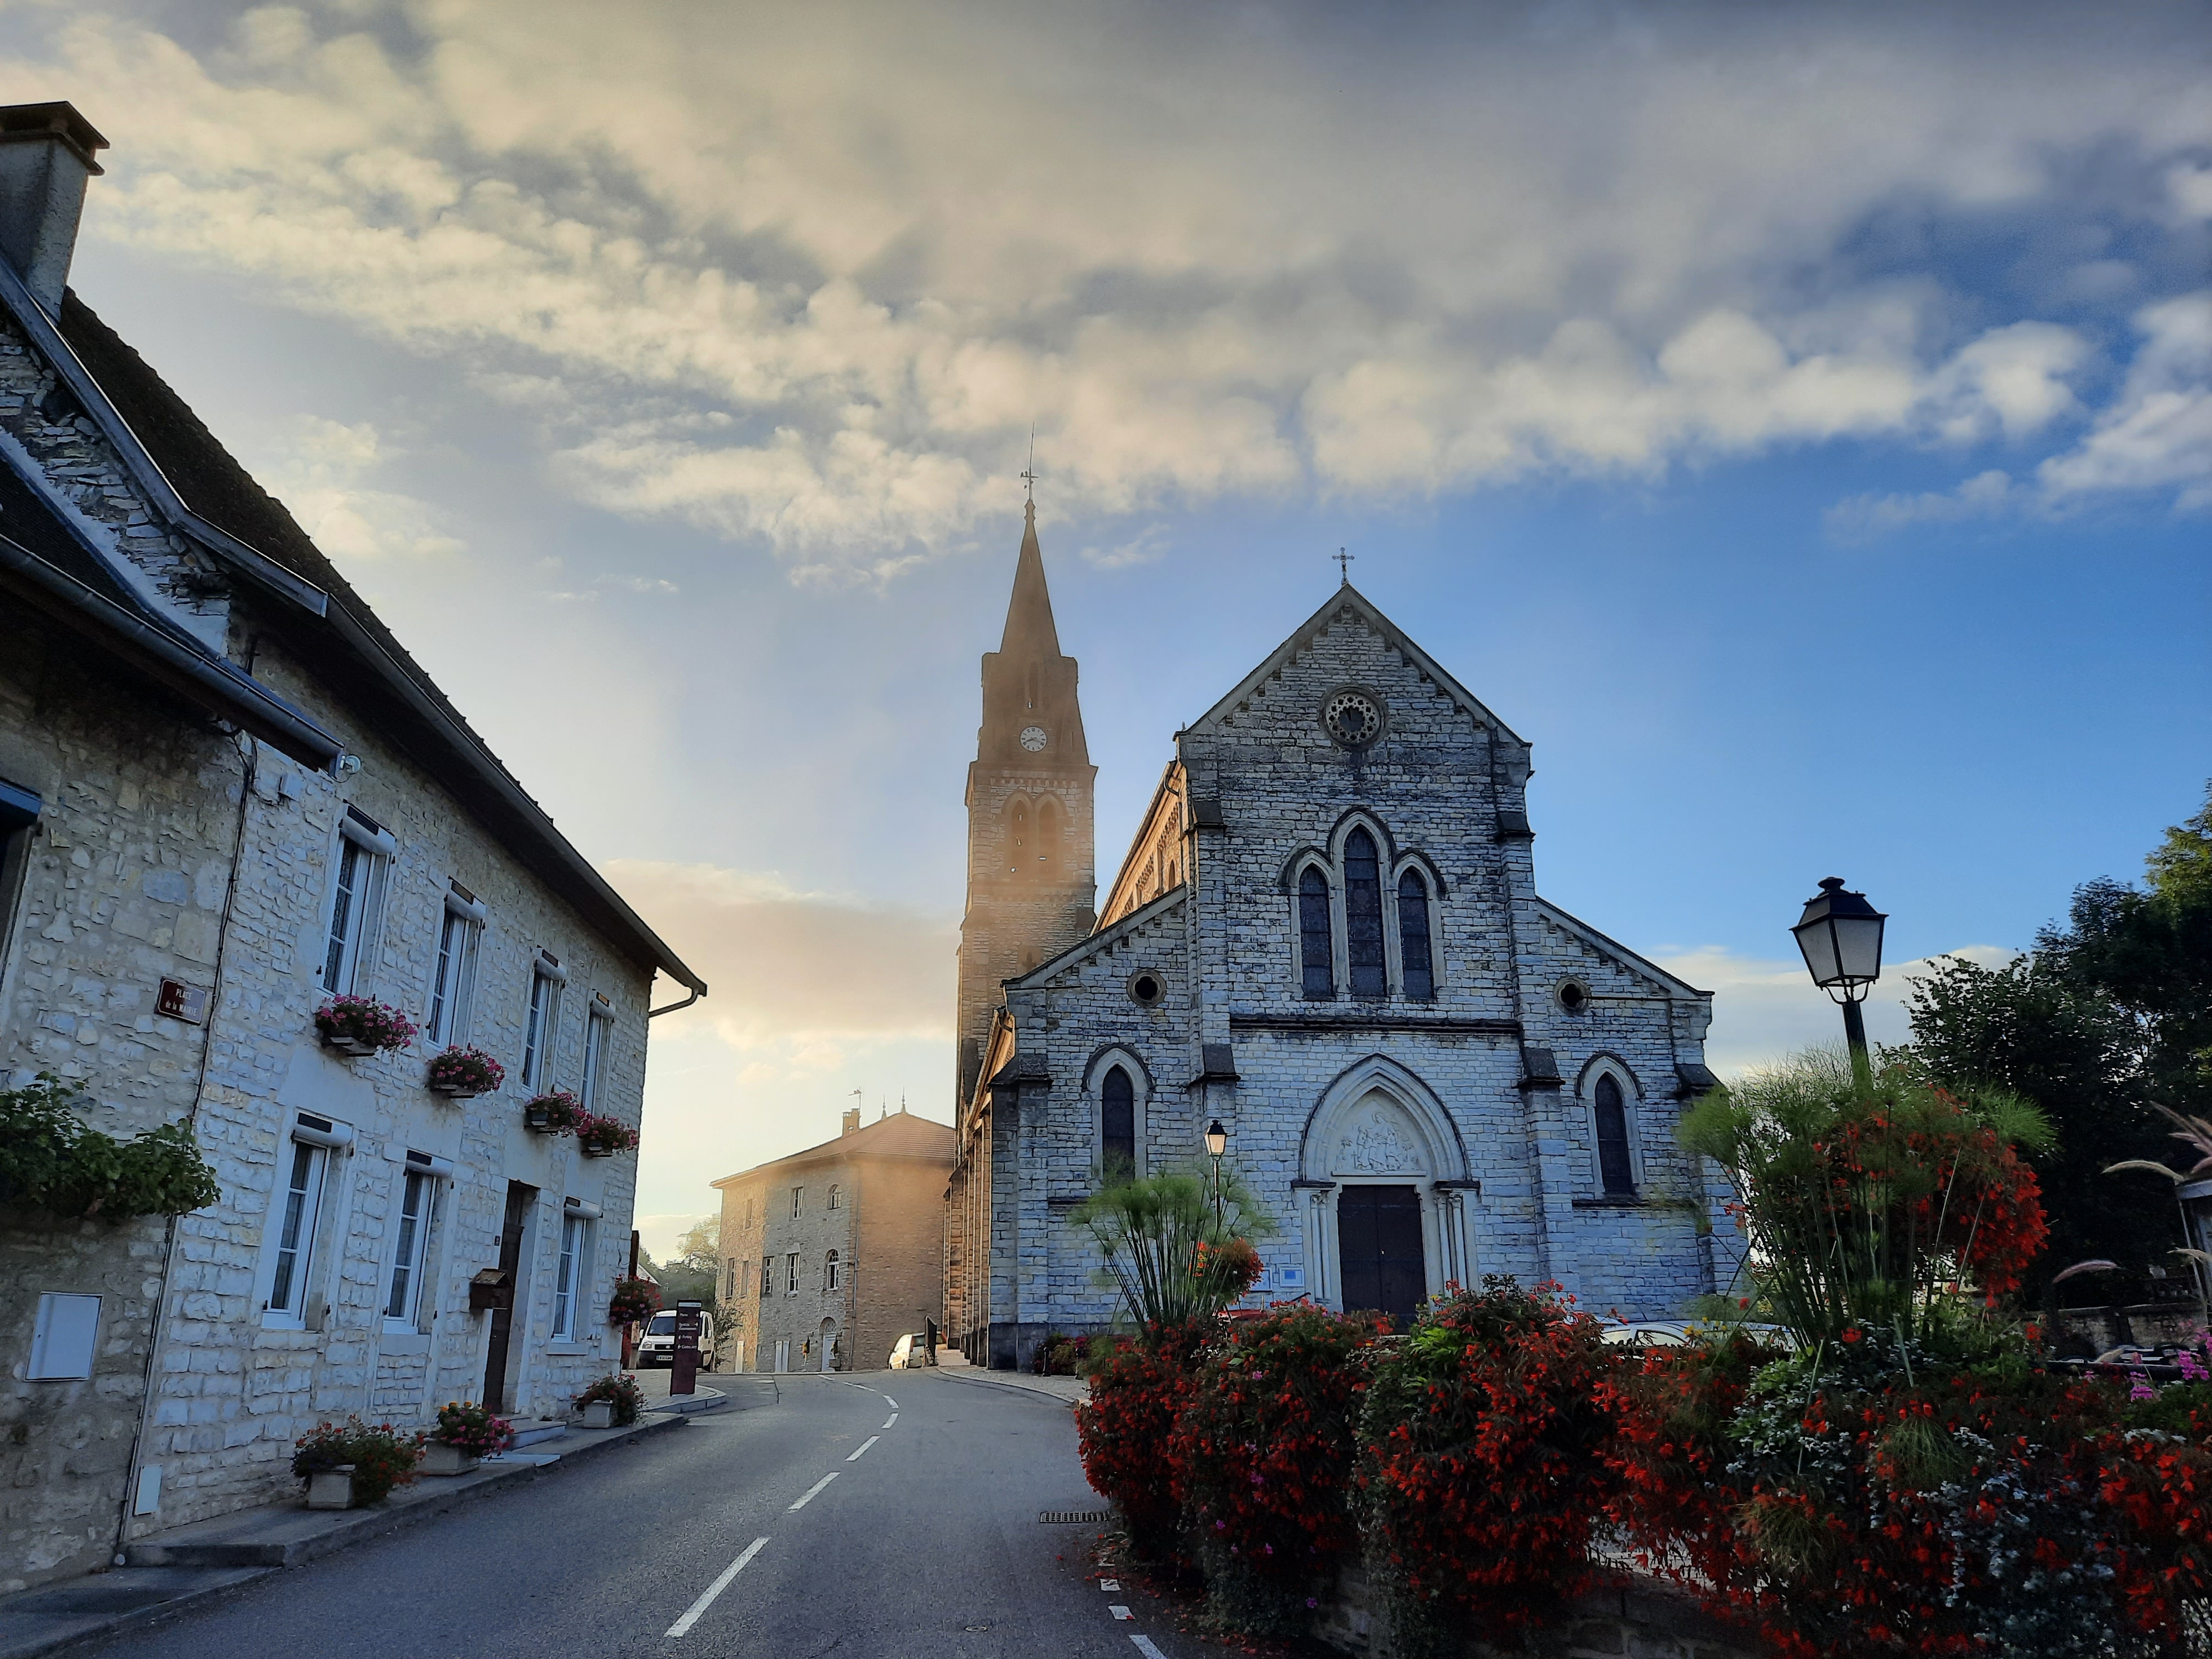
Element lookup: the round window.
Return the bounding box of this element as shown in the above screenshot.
[1128,972,1164,1007]
[1557,979,1591,1014]
[1321,688,1385,748]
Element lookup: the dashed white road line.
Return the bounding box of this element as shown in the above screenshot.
[881,1395,898,1408]
[787,1472,839,1510]
[1099,1579,1120,1591]
[1129,1637,1169,1658]
[1108,1605,1133,1620]
[665,1537,769,1638]
[846,1436,880,1462]
[882,1412,898,1428]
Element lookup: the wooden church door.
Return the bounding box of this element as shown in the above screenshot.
[1337,1185,1426,1327]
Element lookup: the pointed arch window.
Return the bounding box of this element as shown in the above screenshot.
[1038,796,1061,877]
[1298,867,1334,999]
[1398,869,1434,1000]
[1100,1066,1135,1176]
[1594,1074,1635,1195]
[1344,828,1385,998]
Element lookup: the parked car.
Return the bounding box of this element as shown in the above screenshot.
[635,1310,714,1368]
[889,1332,930,1369]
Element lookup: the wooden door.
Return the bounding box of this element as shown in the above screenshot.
[483,1181,535,1411]
[1337,1185,1426,1327]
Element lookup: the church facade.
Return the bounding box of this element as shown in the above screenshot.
[945,509,1735,1370]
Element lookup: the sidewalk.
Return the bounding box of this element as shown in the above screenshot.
[0,1406,693,1659]
[935,1367,1088,1406]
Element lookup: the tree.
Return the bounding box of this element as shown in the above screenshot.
[638,1214,719,1310]
[1899,782,2212,1305]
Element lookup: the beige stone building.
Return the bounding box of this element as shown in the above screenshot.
[712,1109,953,1373]
[0,102,703,1590]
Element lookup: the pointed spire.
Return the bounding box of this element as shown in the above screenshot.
[998,498,1063,658]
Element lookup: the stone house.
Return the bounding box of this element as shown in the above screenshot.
[712,1109,953,1374]
[946,518,1738,1369]
[0,102,704,1590]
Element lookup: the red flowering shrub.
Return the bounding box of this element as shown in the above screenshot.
[607,1275,660,1327]
[1357,1279,1620,1653]
[1074,1321,1206,1563]
[1168,1306,1387,1636]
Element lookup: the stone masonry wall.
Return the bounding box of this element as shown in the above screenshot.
[0,606,247,1591]
[855,1155,949,1370]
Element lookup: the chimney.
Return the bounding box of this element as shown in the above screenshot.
[0,102,107,313]
[841,1108,860,1136]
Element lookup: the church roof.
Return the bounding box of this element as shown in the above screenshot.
[1185,581,1526,748]
[709,1110,956,1185]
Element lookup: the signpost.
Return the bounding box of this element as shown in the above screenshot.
[671,1300,702,1396]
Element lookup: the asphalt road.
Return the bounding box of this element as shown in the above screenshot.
[76,1370,1184,1659]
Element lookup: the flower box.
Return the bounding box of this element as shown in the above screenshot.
[524,1090,580,1134]
[425,1046,504,1099]
[418,1441,479,1477]
[581,1400,615,1430]
[571,1109,640,1158]
[305,1466,355,1510]
[314,996,416,1058]
[581,1140,614,1159]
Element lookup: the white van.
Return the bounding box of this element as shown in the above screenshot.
[636,1309,714,1368]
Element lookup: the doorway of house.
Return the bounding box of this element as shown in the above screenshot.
[1337,1185,1426,1327]
[483,1181,536,1411]
[818,1320,837,1373]
[774,1338,789,1372]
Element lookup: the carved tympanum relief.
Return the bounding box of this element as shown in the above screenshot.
[1331,1091,1428,1176]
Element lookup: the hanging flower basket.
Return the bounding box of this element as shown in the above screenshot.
[573,1109,640,1157]
[524,1089,581,1134]
[608,1276,660,1327]
[426,1046,504,1098]
[314,996,416,1057]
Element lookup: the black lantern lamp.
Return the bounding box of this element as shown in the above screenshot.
[1204,1119,1228,1227]
[1791,877,1887,1070]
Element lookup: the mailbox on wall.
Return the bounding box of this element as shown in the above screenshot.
[469,1269,514,1312]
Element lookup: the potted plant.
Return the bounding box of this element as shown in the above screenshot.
[421,1399,512,1475]
[314,995,416,1058]
[292,1417,422,1508]
[574,1372,646,1429]
[426,1045,504,1099]
[608,1275,661,1329]
[524,1089,580,1134]
[573,1109,640,1158]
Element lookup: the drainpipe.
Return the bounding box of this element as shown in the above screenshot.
[114,728,257,1562]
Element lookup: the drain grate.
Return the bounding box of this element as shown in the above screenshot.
[1039,1509,1107,1524]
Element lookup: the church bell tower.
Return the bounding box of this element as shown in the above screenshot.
[956,501,1097,1104]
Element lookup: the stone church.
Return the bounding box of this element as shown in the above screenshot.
[944,504,1736,1370]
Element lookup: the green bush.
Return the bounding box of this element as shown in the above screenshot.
[0,1073,220,1221]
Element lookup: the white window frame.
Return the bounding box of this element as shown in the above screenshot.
[580,997,613,1112]
[760,1257,773,1297]
[791,1187,803,1219]
[521,952,567,1089]
[319,810,395,996]
[551,1208,592,1340]
[825,1250,842,1293]
[1580,1059,1646,1196]
[826,1184,841,1212]
[0,774,40,992]
[383,1168,434,1331]
[785,1253,799,1295]
[262,1113,354,1328]
[1088,1049,1150,1178]
[426,884,486,1047]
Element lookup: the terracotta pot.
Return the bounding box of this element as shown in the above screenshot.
[581,1401,615,1430]
[419,1442,479,1477]
[305,1467,355,1510]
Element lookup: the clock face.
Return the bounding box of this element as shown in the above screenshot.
[1020,726,1048,752]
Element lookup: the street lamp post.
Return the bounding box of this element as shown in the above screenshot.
[1791,876,1888,1085]
[1204,1119,1228,1230]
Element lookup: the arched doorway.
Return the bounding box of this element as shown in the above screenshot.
[819,1317,838,1373]
[1298,1060,1473,1327]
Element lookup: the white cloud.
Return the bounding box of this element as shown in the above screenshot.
[1656,945,2016,1077]
[1079,524,1172,569]
[2038,293,2212,512]
[1824,468,2015,540]
[3,3,2203,570]
[252,414,465,561]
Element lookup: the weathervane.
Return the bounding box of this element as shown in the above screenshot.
[1020,428,1037,504]
[1335,547,1354,585]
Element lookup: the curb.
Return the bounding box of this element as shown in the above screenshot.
[933,1368,1085,1410]
[0,1412,689,1659]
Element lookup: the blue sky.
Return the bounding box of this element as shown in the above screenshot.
[5,0,2204,1252]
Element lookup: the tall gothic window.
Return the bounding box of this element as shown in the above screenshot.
[1399,869,1434,1000]
[1100,1065,1135,1175]
[1298,867,1334,998]
[1594,1074,1635,1194]
[1344,829,1385,998]
[1038,796,1061,876]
